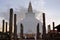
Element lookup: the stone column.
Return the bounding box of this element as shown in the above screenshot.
[6,22,8,33]
[9,8,13,40]
[2,20,5,33]
[2,20,5,40]
[14,14,17,40]
[48,25,51,33]
[20,23,23,40]
[52,22,55,40]
[53,22,55,31]
[42,13,46,40]
[36,23,40,39]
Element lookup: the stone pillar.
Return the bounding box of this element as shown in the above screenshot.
[20,23,23,40]
[52,22,55,40]
[36,23,40,39]
[2,20,5,40]
[6,22,8,33]
[2,20,5,33]
[42,13,46,40]
[48,25,51,33]
[53,22,55,31]
[14,14,17,40]
[9,8,13,40]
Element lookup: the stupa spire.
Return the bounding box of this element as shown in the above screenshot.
[28,1,33,12]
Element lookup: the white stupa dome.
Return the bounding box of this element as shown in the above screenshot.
[20,2,43,34]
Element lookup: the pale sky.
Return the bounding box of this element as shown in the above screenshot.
[0,0,60,31]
